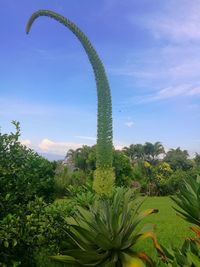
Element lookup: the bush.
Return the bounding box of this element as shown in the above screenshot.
[0,197,73,266]
[0,122,68,266]
[113,150,133,187]
[66,183,95,209]
[0,121,56,218]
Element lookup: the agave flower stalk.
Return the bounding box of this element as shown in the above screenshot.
[26,10,114,196]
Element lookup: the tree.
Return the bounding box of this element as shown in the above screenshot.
[0,121,56,217]
[123,144,135,160]
[0,122,59,265]
[144,141,165,164]
[123,144,145,161]
[113,150,133,187]
[194,153,200,166]
[164,147,193,171]
[66,145,96,173]
[26,10,114,196]
[123,142,165,164]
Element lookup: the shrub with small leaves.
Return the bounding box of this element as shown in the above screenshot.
[93,167,115,197]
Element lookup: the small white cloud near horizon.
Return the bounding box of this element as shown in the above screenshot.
[37,137,127,155]
[20,139,31,146]
[38,138,83,155]
[125,121,134,128]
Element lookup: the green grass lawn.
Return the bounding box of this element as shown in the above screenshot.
[136,196,193,257]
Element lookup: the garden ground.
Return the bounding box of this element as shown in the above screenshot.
[136,196,193,258]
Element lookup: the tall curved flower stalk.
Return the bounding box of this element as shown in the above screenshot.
[26,10,114,196]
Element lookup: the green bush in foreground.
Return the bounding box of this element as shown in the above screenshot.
[0,122,69,266]
[0,121,56,218]
[51,189,164,266]
[0,197,73,266]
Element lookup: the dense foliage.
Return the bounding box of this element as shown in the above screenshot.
[0,121,56,217]
[0,122,71,266]
[63,143,200,196]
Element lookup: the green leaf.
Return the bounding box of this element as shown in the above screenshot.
[4,240,9,248]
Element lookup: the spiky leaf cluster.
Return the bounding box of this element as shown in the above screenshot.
[51,189,164,266]
[171,176,200,226]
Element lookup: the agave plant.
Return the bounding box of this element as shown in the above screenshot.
[159,176,200,266]
[50,189,164,266]
[171,176,200,226]
[158,240,200,267]
[190,226,200,246]
[26,10,114,196]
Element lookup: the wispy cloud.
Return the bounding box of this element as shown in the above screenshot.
[125,121,134,127]
[139,0,200,42]
[110,0,200,106]
[140,84,200,103]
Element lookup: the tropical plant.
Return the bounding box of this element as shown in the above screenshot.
[26,10,114,196]
[50,189,164,266]
[113,150,133,187]
[66,183,95,209]
[144,142,165,165]
[159,176,200,266]
[164,148,193,171]
[123,142,165,165]
[171,176,200,226]
[159,240,200,267]
[194,153,200,167]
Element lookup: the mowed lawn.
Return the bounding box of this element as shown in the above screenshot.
[135,196,193,257]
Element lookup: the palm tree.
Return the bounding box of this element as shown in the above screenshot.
[144,141,165,164]
[26,10,114,196]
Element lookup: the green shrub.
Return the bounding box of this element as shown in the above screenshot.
[93,167,115,197]
[0,197,73,266]
[0,121,56,219]
[113,150,133,187]
[54,163,71,198]
[66,183,95,209]
[0,122,71,266]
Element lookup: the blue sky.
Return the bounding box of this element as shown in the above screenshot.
[1,0,200,158]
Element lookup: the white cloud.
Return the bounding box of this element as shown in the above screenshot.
[143,84,200,102]
[37,138,127,154]
[141,0,200,42]
[114,141,126,150]
[20,139,31,146]
[125,121,134,127]
[38,138,83,155]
